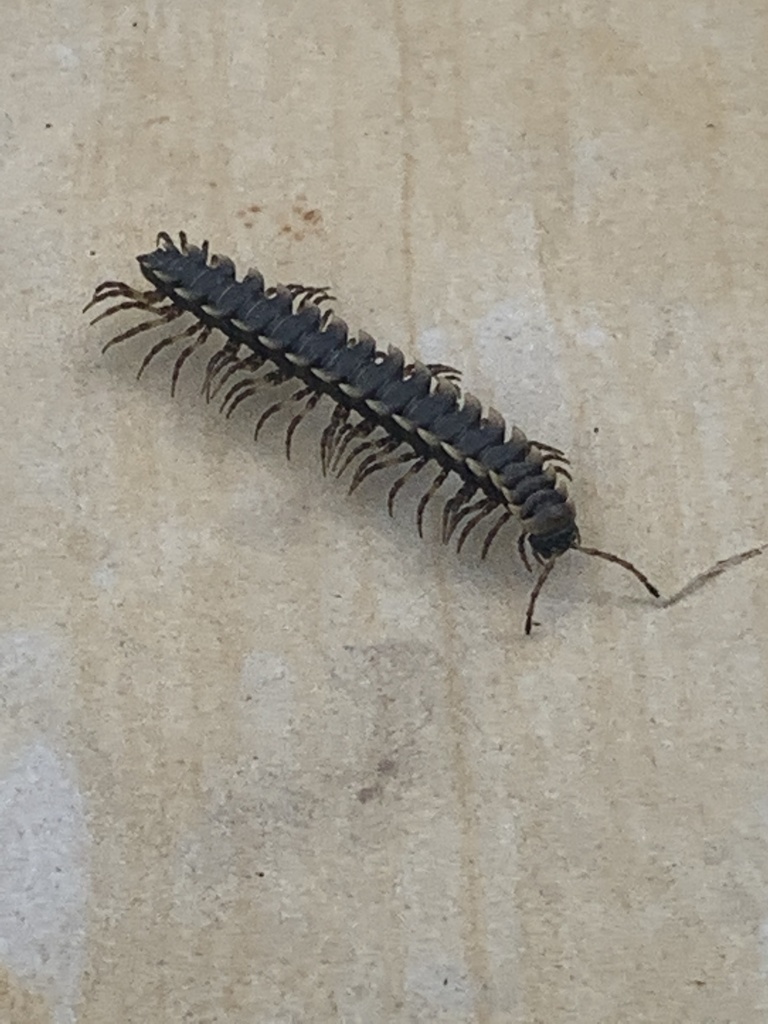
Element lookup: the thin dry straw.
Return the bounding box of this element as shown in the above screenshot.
[660,544,766,608]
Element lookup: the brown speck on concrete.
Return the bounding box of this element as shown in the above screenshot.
[377,757,397,776]
[357,783,382,803]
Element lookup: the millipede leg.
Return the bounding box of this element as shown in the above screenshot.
[84,288,131,313]
[416,468,450,538]
[253,402,285,442]
[136,319,204,381]
[443,481,482,544]
[224,365,290,407]
[446,495,490,538]
[348,439,402,494]
[336,434,391,480]
[170,326,213,396]
[516,532,533,572]
[481,511,513,560]
[349,450,419,495]
[387,458,428,516]
[285,392,322,459]
[404,361,462,384]
[325,417,354,470]
[525,559,556,635]
[224,384,266,419]
[88,294,167,325]
[202,342,240,400]
[440,481,478,544]
[253,387,313,443]
[219,375,264,415]
[302,289,336,310]
[456,501,495,553]
[320,405,349,476]
[530,440,567,458]
[102,306,184,354]
[83,281,149,313]
[211,353,265,404]
[549,462,573,482]
[262,367,291,386]
[329,419,377,474]
[89,278,133,296]
[426,362,462,383]
[285,283,336,309]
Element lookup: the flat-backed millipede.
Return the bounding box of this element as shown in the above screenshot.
[86,230,664,634]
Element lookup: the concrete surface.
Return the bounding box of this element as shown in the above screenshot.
[2,2,767,1022]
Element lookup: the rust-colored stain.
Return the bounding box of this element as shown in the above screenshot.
[235,197,323,238]
[278,196,324,240]
[237,203,264,229]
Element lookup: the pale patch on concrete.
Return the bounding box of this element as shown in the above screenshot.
[416,325,452,366]
[48,44,80,71]
[239,651,297,765]
[759,917,768,979]
[575,314,614,351]
[0,631,70,742]
[404,954,474,1013]
[90,560,117,591]
[473,298,570,447]
[0,744,90,1024]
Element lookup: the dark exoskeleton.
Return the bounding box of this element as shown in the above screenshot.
[85,232,660,633]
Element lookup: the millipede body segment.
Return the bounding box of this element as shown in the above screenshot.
[86,231,661,633]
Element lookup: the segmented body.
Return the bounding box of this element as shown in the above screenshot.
[86,231,659,632]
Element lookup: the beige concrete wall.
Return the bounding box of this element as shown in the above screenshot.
[2,1,767,1021]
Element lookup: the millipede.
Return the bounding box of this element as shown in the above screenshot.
[85,231,761,634]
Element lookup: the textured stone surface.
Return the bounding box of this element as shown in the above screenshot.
[2,2,767,1021]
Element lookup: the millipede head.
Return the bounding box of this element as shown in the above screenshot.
[522,530,660,635]
[521,496,660,633]
[528,523,580,561]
